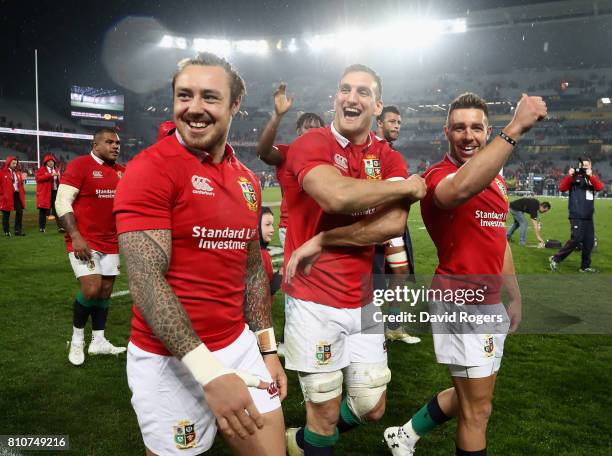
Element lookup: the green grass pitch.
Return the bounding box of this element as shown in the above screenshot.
[0,185,610,455]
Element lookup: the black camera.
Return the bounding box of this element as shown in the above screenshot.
[573,167,587,175]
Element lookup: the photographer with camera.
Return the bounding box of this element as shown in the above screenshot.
[550,157,604,272]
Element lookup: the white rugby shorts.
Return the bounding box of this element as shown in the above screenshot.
[429,301,509,378]
[69,251,120,278]
[127,325,282,455]
[284,295,387,373]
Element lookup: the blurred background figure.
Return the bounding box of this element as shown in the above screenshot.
[1,156,26,237]
[36,153,63,233]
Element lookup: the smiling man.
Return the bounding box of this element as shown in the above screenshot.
[384,92,547,456]
[114,53,285,456]
[282,64,426,456]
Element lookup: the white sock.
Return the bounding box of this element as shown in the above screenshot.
[401,420,420,441]
[72,327,85,343]
[91,330,105,342]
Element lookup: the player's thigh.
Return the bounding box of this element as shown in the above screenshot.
[222,407,285,456]
[347,302,387,365]
[126,343,216,456]
[284,296,351,373]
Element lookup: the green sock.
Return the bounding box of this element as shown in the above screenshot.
[304,426,339,447]
[76,291,97,308]
[337,397,362,432]
[411,402,439,436]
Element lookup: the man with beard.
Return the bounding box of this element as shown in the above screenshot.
[114,53,286,456]
[384,92,546,456]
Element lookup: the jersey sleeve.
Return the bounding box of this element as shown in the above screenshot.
[275,144,289,161]
[114,152,174,233]
[383,149,409,180]
[60,158,85,189]
[424,165,452,194]
[286,131,332,187]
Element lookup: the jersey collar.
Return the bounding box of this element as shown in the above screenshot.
[175,130,235,163]
[330,123,374,150]
[90,151,104,165]
[445,151,461,168]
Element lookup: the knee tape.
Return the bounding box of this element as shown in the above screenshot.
[345,363,391,417]
[298,370,343,403]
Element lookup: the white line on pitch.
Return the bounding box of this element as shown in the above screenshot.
[111,290,130,298]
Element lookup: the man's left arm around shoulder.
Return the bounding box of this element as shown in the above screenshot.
[284,176,425,282]
[244,240,287,400]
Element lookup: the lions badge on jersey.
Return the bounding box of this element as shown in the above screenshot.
[315,341,332,365]
[483,335,494,358]
[364,156,382,180]
[173,419,196,449]
[493,178,508,201]
[237,177,258,212]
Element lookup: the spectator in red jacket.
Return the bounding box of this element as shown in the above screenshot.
[1,156,26,236]
[35,153,63,232]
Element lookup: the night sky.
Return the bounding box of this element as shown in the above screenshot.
[1,0,558,104]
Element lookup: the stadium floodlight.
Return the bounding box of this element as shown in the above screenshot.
[159,34,188,49]
[448,18,467,33]
[287,38,299,53]
[235,40,269,55]
[159,35,174,48]
[306,34,335,53]
[601,97,611,104]
[193,38,232,57]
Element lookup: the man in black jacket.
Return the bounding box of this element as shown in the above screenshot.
[550,158,604,272]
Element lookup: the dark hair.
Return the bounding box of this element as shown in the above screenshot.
[259,206,273,248]
[172,52,246,105]
[341,64,382,101]
[446,92,489,126]
[578,156,591,165]
[93,127,118,144]
[377,105,401,122]
[296,112,324,131]
[540,201,551,210]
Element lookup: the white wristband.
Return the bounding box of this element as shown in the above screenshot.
[386,251,409,269]
[182,344,261,387]
[254,328,277,353]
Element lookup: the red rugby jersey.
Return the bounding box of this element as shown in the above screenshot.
[275,144,290,229]
[421,154,509,303]
[60,153,125,254]
[114,134,261,354]
[282,125,407,308]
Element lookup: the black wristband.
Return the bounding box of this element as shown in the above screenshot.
[499,131,517,146]
[261,350,278,356]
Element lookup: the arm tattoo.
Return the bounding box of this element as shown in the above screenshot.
[119,230,201,359]
[243,240,273,332]
[59,213,79,237]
